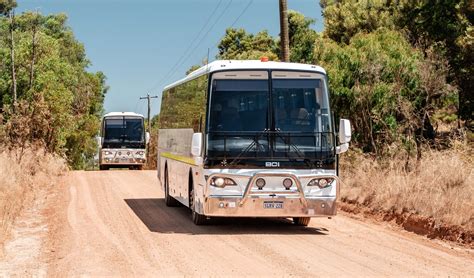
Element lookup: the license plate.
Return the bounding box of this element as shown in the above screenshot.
[263,201,283,209]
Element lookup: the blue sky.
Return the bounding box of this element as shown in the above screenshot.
[18,0,323,117]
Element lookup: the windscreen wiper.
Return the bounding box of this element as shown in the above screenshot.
[226,132,266,166]
[222,131,318,168]
[274,131,315,168]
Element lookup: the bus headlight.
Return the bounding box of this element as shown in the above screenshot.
[215,178,225,187]
[104,151,112,155]
[308,178,334,189]
[210,177,237,188]
[318,179,328,188]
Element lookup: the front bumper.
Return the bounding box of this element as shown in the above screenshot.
[101,158,145,165]
[100,149,146,165]
[205,196,337,217]
[203,171,339,217]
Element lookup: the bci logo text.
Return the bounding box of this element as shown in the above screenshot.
[265,162,280,167]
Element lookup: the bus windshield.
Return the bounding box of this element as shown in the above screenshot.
[209,79,268,132]
[103,117,145,148]
[272,71,332,156]
[207,70,334,162]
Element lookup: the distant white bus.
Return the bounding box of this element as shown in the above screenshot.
[98,112,150,170]
[157,60,351,225]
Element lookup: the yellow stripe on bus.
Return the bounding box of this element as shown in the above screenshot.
[161,152,197,166]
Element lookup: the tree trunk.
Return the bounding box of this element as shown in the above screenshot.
[9,10,17,107]
[29,13,38,90]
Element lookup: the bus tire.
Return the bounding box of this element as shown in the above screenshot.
[293,217,311,226]
[192,210,207,225]
[164,167,179,207]
[189,175,207,225]
[99,165,109,171]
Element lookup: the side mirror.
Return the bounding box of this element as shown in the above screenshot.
[336,119,351,154]
[339,119,351,144]
[96,136,102,147]
[191,133,203,157]
[145,132,150,144]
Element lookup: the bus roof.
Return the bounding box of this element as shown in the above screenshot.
[163,60,327,91]
[103,112,144,118]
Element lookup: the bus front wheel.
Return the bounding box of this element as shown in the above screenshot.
[189,181,207,225]
[192,210,207,225]
[293,217,311,226]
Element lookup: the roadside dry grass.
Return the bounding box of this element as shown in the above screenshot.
[0,148,66,255]
[340,146,474,232]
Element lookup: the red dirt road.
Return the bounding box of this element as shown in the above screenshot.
[40,170,474,276]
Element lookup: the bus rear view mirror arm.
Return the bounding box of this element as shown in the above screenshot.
[336,143,349,154]
[191,133,203,157]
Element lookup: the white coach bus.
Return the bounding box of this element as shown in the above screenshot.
[98,112,150,170]
[157,60,351,225]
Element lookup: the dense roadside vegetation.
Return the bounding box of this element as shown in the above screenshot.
[317,0,473,241]
[0,0,107,169]
[0,0,107,251]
